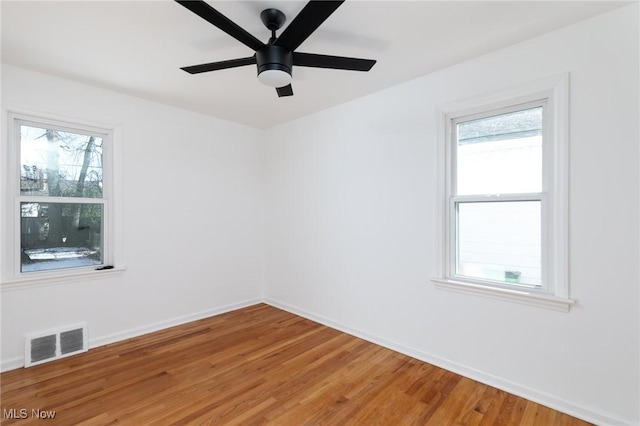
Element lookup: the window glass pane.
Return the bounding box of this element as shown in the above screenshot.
[21,202,103,272]
[20,125,103,198]
[456,107,542,195]
[456,201,541,287]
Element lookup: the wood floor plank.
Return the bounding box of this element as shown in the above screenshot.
[0,304,592,425]
[476,386,509,426]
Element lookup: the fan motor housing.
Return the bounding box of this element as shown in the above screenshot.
[256,45,293,76]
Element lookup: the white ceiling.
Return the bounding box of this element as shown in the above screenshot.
[1,0,629,129]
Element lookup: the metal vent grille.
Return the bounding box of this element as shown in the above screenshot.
[25,324,88,367]
[60,329,84,355]
[30,335,57,363]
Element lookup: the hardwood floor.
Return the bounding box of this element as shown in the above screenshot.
[1,304,590,425]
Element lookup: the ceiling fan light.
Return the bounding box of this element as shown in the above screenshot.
[258,68,292,88]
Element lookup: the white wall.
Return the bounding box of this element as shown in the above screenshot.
[1,65,265,368]
[263,4,639,425]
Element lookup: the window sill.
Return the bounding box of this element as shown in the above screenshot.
[431,278,575,312]
[1,266,126,292]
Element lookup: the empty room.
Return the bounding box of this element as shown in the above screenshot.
[1,1,638,424]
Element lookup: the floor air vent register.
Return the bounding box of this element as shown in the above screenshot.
[25,323,88,367]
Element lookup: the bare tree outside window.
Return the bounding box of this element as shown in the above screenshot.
[20,124,105,272]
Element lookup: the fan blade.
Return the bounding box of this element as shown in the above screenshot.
[181,56,256,74]
[175,1,265,52]
[276,84,294,97]
[274,1,344,52]
[293,52,376,71]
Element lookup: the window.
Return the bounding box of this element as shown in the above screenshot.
[433,75,572,311]
[3,112,121,284]
[454,104,544,287]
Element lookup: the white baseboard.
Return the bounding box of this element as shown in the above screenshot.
[1,357,24,372]
[90,298,262,348]
[1,298,262,372]
[264,298,633,426]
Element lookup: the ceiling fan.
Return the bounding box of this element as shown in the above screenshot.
[176,0,376,97]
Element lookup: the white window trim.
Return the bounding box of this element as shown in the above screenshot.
[1,108,125,290]
[432,73,573,312]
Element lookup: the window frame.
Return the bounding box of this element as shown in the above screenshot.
[2,110,124,288]
[432,74,573,312]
